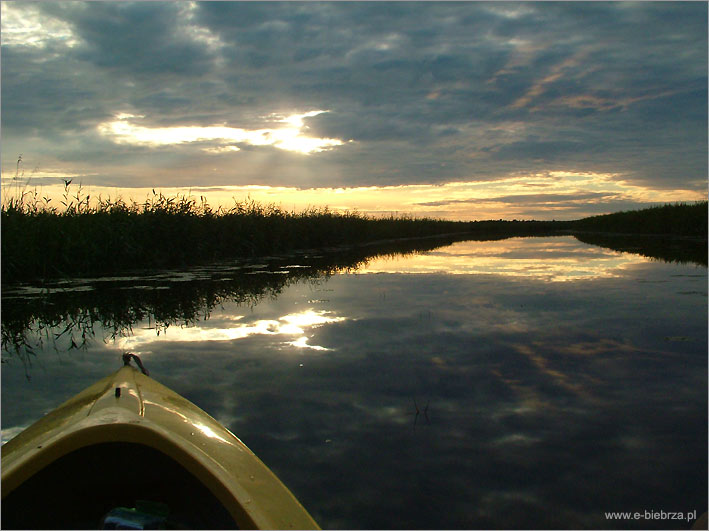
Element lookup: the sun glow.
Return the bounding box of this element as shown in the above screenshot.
[4,149,704,223]
[97,111,346,155]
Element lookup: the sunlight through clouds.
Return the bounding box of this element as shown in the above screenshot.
[96,111,347,155]
[1,2,80,48]
[178,1,226,54]
[17,169,705,223]
[2,2,704,219]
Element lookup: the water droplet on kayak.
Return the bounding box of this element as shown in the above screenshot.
[190,432,195,436]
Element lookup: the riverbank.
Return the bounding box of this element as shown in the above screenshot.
[569,201,707,238]
[1,190,705,284]
[0,189,476,283]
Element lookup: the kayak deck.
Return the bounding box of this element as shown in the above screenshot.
[2,365,319,529]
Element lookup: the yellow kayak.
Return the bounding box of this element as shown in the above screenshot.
[1,356,319,530]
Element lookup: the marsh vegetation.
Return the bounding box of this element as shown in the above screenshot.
[2,179,705,283]
[571,201,707,238]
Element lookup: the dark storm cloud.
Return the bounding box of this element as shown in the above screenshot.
[1,1,706,191]
[0,45,113,133]
[39,2,215,76]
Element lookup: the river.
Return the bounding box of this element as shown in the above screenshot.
[2,235,707,529]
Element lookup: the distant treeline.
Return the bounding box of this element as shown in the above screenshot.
[1,186,706,283]
[570,201,708,238]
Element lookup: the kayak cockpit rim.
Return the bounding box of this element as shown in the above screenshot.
[1,365,320,530]
[3,422,258,528]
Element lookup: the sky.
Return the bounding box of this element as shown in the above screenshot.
[1,1,707,220]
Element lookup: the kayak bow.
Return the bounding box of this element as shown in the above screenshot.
[2,362,319,530]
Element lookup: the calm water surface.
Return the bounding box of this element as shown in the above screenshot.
[2,236,707,529]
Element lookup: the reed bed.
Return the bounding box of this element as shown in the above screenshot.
[3,181,705,284]
[1,184,474,282]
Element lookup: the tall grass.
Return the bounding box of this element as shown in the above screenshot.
[3,173,705,283]
[1,183,474,282]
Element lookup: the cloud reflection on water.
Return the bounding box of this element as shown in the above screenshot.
[117,309,346,353]
[1,236,706,529]
[357,236,646,280]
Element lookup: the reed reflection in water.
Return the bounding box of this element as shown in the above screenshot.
[1,235,707,529]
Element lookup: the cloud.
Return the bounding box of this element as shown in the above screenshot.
[42,2,217,76]
[1,1,706,209]
[96,111,347,155]
[417,192,615,208]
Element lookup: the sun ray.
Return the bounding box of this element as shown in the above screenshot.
[96,111,346,155]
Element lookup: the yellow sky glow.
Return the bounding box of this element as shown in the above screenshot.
[1,1,705,224]
[3,168,704,221]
